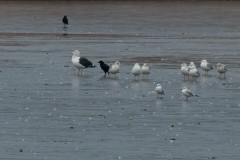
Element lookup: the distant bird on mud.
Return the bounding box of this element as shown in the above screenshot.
[188,62,200,80]
[200,59,215,75]
[141,63,150,79]
[71,50,96,76]
[180,63,189,79]
[131,63,141,80]
[216,63,227,78]
[98,60,110,76]
[181,87,198,101]
[62,15,69,27]
[154,84,165,97]
[109,61,120,77]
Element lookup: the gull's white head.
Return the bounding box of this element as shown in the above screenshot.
[201,59,207,63]
[189,62,195,66]
[143,63,149,67]
[182,87,187,90]
[72,50,80,56]
[181,63,187,67]
[115,61,120,66]
[216,63,222,67]
[157,84,161,87]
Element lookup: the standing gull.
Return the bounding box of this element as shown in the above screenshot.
[131,63,141,80]
[200,59,215,75]
[180,63,189,79]
[154,84,165,97]
[217,63,227,78]
[188,64,200,80]
[62,15,69,27]
[109,61,120,77]
[71,50,96,75]
[141,63,150,79]
[189,61,196,68]
[181,87,198,101]
[98,60,110,77]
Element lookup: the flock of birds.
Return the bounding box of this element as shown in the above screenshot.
[180,60,227,80]
[65,15,228,101]
[71,49,228,101]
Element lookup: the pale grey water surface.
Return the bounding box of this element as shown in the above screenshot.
[1,1,240,160]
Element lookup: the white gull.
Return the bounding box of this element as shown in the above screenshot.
[181,87,198,101]
[154,84,165,97]
[141,63,150,79]
[109,61,120,77]
[180,63,189,79]
[188,64,200,80]
[200,59,215,75]
[131,63,141,80]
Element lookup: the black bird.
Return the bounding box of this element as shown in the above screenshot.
[80,57,96,68]
[62,15,69,26]
[98,60,110,76]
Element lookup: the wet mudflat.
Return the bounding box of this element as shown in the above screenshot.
[1,1,240,160]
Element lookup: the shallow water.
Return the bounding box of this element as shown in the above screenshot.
[1,1,240,160]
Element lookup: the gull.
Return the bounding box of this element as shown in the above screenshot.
[98,60,110,77]
[109,61,120,77]
[189,61,196,68]
[71,50,96,75]
[181,87,198,101]
[200,59,215,75]
[217,63,227,78]
[154,84,165,97]
[141,63,150,79]
[188,65,200,80]
[180,63,189,79]
[131,63,141,80]
[62,15,69,27]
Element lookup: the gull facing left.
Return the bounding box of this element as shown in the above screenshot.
[71,50,96,75]
[200,59,215,75]
[181,87,198,101]
[154,84,165,97]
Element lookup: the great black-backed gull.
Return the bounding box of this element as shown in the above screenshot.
[71,50,96,75]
